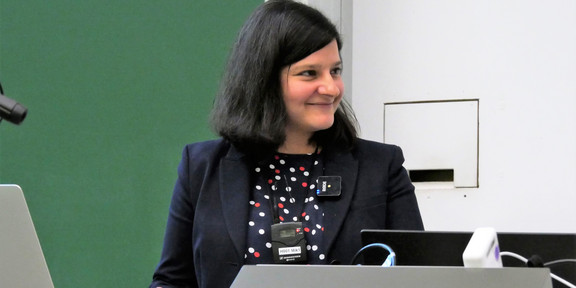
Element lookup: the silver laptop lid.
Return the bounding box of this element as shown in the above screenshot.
[0,184,54,288]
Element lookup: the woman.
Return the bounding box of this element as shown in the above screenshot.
[150,1,423,287]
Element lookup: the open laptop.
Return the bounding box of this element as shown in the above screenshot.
[361,229,576,288]
[0,184,54,288]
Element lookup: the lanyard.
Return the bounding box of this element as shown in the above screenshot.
[265,149,320,224]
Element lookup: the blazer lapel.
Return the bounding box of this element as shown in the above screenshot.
[219,145,251,260]
[321,149,358,253]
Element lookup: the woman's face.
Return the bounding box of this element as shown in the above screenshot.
[280,40,343,139]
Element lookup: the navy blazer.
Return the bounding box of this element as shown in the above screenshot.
[150,138,424,288]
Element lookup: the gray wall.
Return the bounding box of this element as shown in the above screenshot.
[351,0,576,232]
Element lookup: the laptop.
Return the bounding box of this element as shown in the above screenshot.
[0,184,54,288]
[361,229,576,288]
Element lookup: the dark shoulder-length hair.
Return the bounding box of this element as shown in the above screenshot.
[211,0,358,154]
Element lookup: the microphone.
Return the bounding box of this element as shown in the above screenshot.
[0,92,28,125]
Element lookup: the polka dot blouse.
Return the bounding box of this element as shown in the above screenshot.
[245,150,326,264]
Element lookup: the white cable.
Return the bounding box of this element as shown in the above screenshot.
[545,259,576,266]
[500,251,576,288]
[500,251,528,262]
[550,274,576,288]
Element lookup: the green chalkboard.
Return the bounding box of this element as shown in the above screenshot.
[0,1,261,286]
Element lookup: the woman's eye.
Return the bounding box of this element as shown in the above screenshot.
[331,67,343,75]
[299,70,316,77]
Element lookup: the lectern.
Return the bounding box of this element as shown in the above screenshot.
[231,265,552,288]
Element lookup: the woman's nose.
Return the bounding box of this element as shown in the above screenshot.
[318,75,341,97]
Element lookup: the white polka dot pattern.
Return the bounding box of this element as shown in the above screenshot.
[245,152,326,264]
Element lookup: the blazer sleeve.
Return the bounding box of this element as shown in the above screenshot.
[150,146,198,288]
[385,145,424,230]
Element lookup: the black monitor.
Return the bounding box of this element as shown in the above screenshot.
[360,229,576,288]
